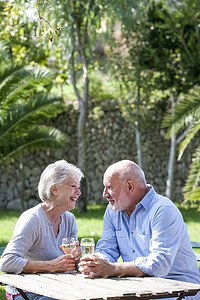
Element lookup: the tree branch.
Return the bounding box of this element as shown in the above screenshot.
[37,0,62,41]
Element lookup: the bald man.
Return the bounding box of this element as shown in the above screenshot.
[79,160,200,299]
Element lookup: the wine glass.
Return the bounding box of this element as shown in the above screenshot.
[80,238,95,256]
[62,237,76,255]
[62,237,76,273]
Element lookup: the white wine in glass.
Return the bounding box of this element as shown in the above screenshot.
[62,237,76,254]
[81,238,95,256]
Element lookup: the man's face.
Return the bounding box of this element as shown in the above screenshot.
[103,172,128,211]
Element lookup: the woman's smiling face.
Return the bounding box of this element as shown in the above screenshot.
[57,175,81,210]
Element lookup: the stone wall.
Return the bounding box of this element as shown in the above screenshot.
[0,100,195,211]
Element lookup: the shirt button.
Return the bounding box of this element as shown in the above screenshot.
[132,250,135,253]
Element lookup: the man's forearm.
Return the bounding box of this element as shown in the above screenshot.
[110,262,147,278]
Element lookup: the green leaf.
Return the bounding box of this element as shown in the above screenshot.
[0,127,67,164]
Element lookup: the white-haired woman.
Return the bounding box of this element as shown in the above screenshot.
[0,160,83,300]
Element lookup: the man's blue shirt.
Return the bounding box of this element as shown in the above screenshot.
[95,186,200,285]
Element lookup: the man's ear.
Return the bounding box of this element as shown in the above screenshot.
[126,181,134,192]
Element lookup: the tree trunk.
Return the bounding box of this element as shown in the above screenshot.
[166,91,176,199]
[77,68,89,212]
[135,127,143,169]
[135,83,143,169]
[71,7,92,212]
[70,45,89,212]
[19,157,25,212]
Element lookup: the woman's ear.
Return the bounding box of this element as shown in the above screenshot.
[50,185,58,196]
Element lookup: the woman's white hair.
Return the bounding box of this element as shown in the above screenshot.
[38,160,83,202]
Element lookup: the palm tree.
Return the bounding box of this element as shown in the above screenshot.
[163,86,200,204]
[0,58,67,209]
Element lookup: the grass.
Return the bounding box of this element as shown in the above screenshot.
[73,204,106,244]
[0,203,199,299]
[0,211,21,247]
[176,203,200,241]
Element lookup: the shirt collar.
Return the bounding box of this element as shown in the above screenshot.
[136,185,155,211]
[122,185,155,217]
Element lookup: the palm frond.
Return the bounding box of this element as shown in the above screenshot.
[162,86,200,204]
[183,187,200,202]
[0,127,68,164]
[0,66,55,108]
[183,147,200,200]
[0,41,10,60]
[0,59,67,165]
[0,61,25,96]
[0,94,65,141]
[25,65,54,78]
[162,87,200,138]
[178,121,200,159]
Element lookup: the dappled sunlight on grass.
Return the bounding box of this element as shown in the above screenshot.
[0,205,107,247]
[175,203,200,240]
[72,204,107,244]
[0,287,5,300]
[0,210,21,247]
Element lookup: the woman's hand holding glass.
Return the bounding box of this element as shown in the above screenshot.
[62,237,76,254]
[61,237,82,272]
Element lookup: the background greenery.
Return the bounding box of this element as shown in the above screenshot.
[0,0,200,298]
[0,203,200,299]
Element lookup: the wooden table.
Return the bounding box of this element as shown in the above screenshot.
[0,272,200,300]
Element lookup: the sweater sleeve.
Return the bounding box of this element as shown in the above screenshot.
[0,211,39,274]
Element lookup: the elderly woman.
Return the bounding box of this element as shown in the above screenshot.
[0,160,83,300]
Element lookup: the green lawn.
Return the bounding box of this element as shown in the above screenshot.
[0,203,199,299]
[176,203,200,241]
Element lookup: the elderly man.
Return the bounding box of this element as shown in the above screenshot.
[79,160,200,298]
